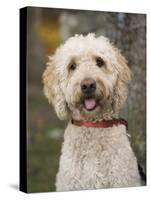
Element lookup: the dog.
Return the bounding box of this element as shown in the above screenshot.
[43,34,141,191]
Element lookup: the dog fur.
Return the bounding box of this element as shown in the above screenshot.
[43,34,141,191]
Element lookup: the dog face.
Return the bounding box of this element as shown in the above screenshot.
[43,34,131,120]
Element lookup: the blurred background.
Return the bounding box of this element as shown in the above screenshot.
[26,7,146,192]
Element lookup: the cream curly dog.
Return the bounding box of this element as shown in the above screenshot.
[43,34,141,191]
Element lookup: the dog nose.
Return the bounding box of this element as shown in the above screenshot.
[81,78,96,94]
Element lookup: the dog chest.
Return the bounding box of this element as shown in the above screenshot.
[56,123,140,190]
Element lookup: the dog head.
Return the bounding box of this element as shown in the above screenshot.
[43,34,131,120]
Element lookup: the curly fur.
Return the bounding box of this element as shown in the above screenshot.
[43,34,141,191]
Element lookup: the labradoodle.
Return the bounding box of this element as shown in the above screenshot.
[43,34,141,191]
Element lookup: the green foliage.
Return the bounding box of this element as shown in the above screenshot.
[27,133,62,192]
[27,86,66,192]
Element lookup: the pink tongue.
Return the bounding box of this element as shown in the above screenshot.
[84,98,96,110]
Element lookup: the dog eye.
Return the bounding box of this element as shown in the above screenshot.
[69,63,77,71]
[96,57,104,68]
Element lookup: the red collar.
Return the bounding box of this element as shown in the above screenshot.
[72,118,128,130]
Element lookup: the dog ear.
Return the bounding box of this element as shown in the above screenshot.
[113,52,132,113]
[42,56,68,120]
[97,36,132,113]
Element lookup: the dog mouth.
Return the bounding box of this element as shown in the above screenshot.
[75,93,105,112]
[82,97,97,111]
